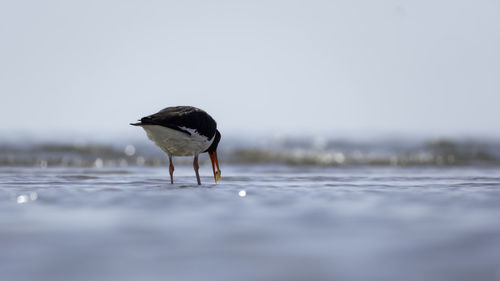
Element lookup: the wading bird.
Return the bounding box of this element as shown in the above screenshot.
[131,106,221,185]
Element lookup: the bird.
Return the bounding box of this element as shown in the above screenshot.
[130,106,221,185]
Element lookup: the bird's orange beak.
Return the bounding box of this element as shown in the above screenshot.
[209,150,221,183]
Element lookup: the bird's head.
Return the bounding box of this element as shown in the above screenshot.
[206,130,222,183]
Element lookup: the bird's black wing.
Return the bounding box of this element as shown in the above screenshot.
[137,106,217,138]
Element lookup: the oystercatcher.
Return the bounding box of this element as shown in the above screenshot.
[131,106,221,185]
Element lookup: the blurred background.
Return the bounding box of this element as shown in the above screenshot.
[2,2,500,281]
[1,0,499,140]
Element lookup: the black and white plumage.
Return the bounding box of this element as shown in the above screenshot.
[131,106,221,185]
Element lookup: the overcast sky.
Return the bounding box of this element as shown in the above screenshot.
[1,0,499,138]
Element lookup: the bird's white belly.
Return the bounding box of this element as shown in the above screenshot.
[141,125,213,156]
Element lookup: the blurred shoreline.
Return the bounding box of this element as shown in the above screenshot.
[2,131,500,168]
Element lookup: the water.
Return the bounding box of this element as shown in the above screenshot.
[1,137,500,281]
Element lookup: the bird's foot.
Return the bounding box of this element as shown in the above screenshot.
[215,170,222,183]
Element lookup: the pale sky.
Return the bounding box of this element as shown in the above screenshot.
[1,0,499,138]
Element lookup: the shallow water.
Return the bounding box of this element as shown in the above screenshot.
[1,165,500,281]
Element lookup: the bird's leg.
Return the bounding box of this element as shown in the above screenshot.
[168,155,174,184]
[193,154,201,185]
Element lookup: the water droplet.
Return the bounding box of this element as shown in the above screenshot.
[29,192,38,201]
[124,145,136,156]
[17,195,28,204]
[94,158,104,168]
[333,153,345,164]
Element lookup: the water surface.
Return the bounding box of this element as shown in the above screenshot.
[1,165,500,281]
